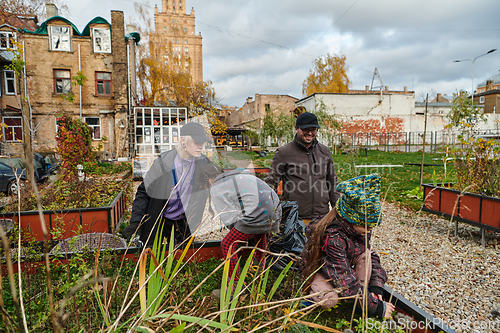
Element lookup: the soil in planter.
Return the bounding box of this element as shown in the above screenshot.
[1,176,132,213]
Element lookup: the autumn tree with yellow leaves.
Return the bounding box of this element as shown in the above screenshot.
[133,4,226,135]
[302,53,351,96]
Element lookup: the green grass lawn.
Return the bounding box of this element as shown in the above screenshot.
[225,148,457,211]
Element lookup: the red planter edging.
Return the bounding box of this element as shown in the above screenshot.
[422,184,500,232]
[1,191,127,242]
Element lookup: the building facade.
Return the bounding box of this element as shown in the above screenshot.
[227,93,298,129]
[154,0,203,85]
[296,87,454,135]
[477,74,500,94]
[0,6,139,157]
[474,79,500,115]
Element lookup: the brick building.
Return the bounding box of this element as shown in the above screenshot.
[474,79,500,114]
[226,93,298,128]
[0,6,139,157]
[154,0,203,84]
[476,74,500,94]
[0,13,38,149]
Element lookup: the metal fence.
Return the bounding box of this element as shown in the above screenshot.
[336,129,500,153]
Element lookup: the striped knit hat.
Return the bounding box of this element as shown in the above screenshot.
[335,174,381,227]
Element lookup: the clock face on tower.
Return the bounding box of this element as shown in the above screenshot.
[50,26,70,51]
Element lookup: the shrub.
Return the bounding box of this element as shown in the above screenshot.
[444,92,500,197]
[56,116,95,179]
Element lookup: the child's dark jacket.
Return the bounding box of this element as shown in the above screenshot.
[306,217,388,317]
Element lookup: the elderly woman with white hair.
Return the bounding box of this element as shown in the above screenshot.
[123,122,221,247]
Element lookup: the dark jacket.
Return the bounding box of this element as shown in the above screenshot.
[130,149,215,246]
[305,216,388,318]
[265,135,340,219]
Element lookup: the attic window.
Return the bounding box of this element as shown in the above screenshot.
[92,28,111,53]
[49,26,71,51]
[0,31,16,50]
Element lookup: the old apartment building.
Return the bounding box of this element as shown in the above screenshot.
[0,13,37,149]
[154,0,203,84]
[226,94,298,128]
[475,78,500,115]
[0,5,139,157]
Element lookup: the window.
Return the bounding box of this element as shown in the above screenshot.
[85,117,101,140]
[92,28,111,53]
[479,96,485,104]
[54,70,71,94]
[4,70,15,95]
[49,26,71,51]
[184,28,187,33]
[0,31,16,50]
[184,47,188,53]
[3,117,22,142]
[184,39,188,44]
[96,72,112,96]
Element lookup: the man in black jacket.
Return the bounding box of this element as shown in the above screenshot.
[265,112,340,224]
[122,122,220,247]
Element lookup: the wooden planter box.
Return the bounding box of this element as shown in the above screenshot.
[1,191,127,242]
[422,184,500,232]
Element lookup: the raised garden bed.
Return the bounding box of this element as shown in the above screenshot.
[422,183,500,245]
[1,191,127,242]
[5,238,455,333]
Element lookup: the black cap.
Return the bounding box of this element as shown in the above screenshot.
[295,112,320,129]
[180,122,213,143]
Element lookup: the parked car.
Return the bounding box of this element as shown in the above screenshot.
[0,160,25,195]
[0,153,60,195]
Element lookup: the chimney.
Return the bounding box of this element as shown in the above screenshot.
[385,86,389,92]
[404,86,408,92]
[486,79,494,91]
[365,85,369,92]
[46,3,58,18]
[246,97,252,104]
[436,93,442,101]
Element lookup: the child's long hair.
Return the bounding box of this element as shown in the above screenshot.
[302,208,339,290]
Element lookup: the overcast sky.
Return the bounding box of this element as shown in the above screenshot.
[66,0,500,108]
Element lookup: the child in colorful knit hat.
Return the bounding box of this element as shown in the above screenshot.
[301,174,395,319]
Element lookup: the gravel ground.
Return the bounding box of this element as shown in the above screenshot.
[373,202,500,333]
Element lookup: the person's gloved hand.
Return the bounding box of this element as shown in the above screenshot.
[122,221,140,241]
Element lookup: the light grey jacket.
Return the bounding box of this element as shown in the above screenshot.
[211,169,281,234]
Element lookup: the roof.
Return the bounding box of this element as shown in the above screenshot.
[474,89,500,97]
[81,17,110,36]
[125,32,141,45]
[477,73,500,87]
[296,90,414,103]
[415,102,453,107]
[0,50,15,62]
[21,15,81,35]
[0,14,37,32]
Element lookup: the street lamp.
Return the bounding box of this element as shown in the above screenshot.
[454,49,497,103]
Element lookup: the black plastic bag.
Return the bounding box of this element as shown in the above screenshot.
[268,201,306,271]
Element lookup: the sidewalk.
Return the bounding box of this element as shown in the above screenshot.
[217,149,256,169]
